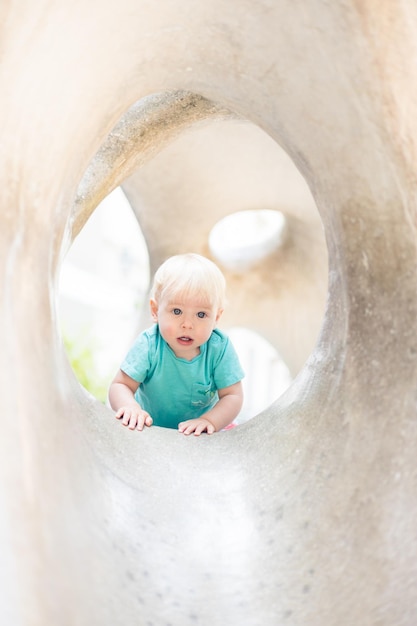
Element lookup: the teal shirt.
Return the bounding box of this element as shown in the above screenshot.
[120,325,244,429]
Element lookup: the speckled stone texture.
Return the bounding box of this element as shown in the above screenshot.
[1,1,417,624]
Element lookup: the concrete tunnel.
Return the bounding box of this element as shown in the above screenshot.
[1,1,417,625]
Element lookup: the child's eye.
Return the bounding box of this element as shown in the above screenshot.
[197,311,207,319]
[173,308,182,316]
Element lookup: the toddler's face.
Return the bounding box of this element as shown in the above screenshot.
[150,295,222,360]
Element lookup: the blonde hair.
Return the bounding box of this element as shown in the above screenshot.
[151,253,226,311]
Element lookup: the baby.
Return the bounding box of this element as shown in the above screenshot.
[109,253,244,435]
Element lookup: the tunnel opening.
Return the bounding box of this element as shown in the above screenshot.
[209,209,287,272]
[58,187,293,422]
[59,92,328,424]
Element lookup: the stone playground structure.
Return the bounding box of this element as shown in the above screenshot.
[1,1,417,624]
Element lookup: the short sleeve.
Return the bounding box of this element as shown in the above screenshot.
[120,331,153,383]
[212,334,245,390]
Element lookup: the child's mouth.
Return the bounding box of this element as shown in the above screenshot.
[178,336,193,344]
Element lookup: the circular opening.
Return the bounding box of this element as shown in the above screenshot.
[209,209,287,272]
[58,192,292,421]
[59,113,327,425]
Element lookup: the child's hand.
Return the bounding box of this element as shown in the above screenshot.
[115,406,153,431]
[178,417,216,436]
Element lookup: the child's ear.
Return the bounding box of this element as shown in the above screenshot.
[215,308,224,323]
[150,299,158,321]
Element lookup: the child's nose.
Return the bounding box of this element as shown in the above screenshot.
[182,316,193,328]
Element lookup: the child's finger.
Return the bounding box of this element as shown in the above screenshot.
[194,422,214,436]
[121,411,131,426]
[178,421,192,435]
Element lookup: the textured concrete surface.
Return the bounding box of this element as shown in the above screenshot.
[1,1,417,625]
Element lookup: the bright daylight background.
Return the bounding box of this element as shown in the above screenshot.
[58,188,292,424]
